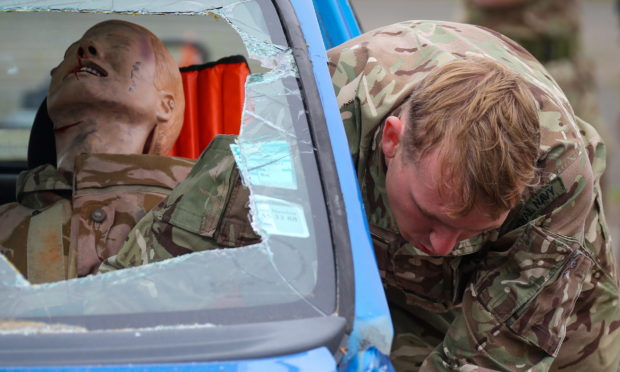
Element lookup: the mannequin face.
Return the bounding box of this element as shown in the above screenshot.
[47,21,166,175]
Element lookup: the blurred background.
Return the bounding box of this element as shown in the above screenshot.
[351,0,620,263]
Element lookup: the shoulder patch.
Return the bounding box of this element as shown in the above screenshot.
[501,177,567,235]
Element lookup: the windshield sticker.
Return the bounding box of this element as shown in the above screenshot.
[253,195,309,238]
[230,142,297,190]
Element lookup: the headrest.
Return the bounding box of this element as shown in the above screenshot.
[27,98,57,169]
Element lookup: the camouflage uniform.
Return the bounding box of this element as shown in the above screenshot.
[463,0,601,127]
[0,153,194,283]
[98,135,260,273]
[328,21,619,371]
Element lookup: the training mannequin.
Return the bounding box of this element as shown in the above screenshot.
[0,20,194,283]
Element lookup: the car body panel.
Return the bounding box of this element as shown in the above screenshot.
[2,347,337,372]
[289,0,393,369]
[311,0,361,48]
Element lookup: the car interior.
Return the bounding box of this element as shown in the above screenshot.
[0,12,254,205]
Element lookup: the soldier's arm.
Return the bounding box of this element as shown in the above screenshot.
[97,208,225,273]
[419,245,592,371]
[98,135,261,274]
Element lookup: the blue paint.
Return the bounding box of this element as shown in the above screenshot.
[289,0,394,369]
[339,346,396,372]
[1,347,337,372]
[310,0,361,48]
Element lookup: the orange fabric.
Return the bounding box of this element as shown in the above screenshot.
[169,57,250,159]
[179,44,204,67]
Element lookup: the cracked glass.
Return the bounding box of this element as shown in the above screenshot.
[0,0,335,330]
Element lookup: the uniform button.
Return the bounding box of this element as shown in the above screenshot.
[91,208,107,222]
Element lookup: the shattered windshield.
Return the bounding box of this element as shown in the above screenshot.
[0,0,335,328]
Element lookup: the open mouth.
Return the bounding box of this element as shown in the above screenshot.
[70,61,108,77]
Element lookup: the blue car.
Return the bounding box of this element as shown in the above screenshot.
[0,0,394,370]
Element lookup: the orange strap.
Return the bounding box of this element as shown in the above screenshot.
[169,56,250,159]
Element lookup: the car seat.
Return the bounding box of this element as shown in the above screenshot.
[27,97,57,170]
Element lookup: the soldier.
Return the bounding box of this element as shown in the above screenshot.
[0,20,195,283]
[332,21,618,372]
[101,20,620,371]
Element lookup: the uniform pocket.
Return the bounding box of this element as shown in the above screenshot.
[475,224,592,356]
[152,135,240,238]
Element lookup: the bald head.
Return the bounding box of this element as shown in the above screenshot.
[81,20,185,154]
[47,20,185,175]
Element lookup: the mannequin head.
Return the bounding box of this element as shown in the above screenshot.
[47,20,184,175]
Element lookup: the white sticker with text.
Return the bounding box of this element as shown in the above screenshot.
[253,195,309,238]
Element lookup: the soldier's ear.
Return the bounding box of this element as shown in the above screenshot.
[382,115,404,160]
[155,91,175,123]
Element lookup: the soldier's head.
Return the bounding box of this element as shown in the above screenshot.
[47,20,184,175]
[381,57,540,256]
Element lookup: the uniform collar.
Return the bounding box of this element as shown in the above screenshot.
[16,164,71,208]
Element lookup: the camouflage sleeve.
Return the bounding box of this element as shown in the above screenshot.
[328,45,364,167]
[97,207,225,272]
[98,135,261,273]
[327,37,415,171]
[419,227,593,371]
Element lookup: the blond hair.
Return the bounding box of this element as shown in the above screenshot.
[402,57,540,218]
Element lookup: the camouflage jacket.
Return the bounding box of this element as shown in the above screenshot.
[328,21,619,371]
[0,153,194,283]
[98,135,260,273]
